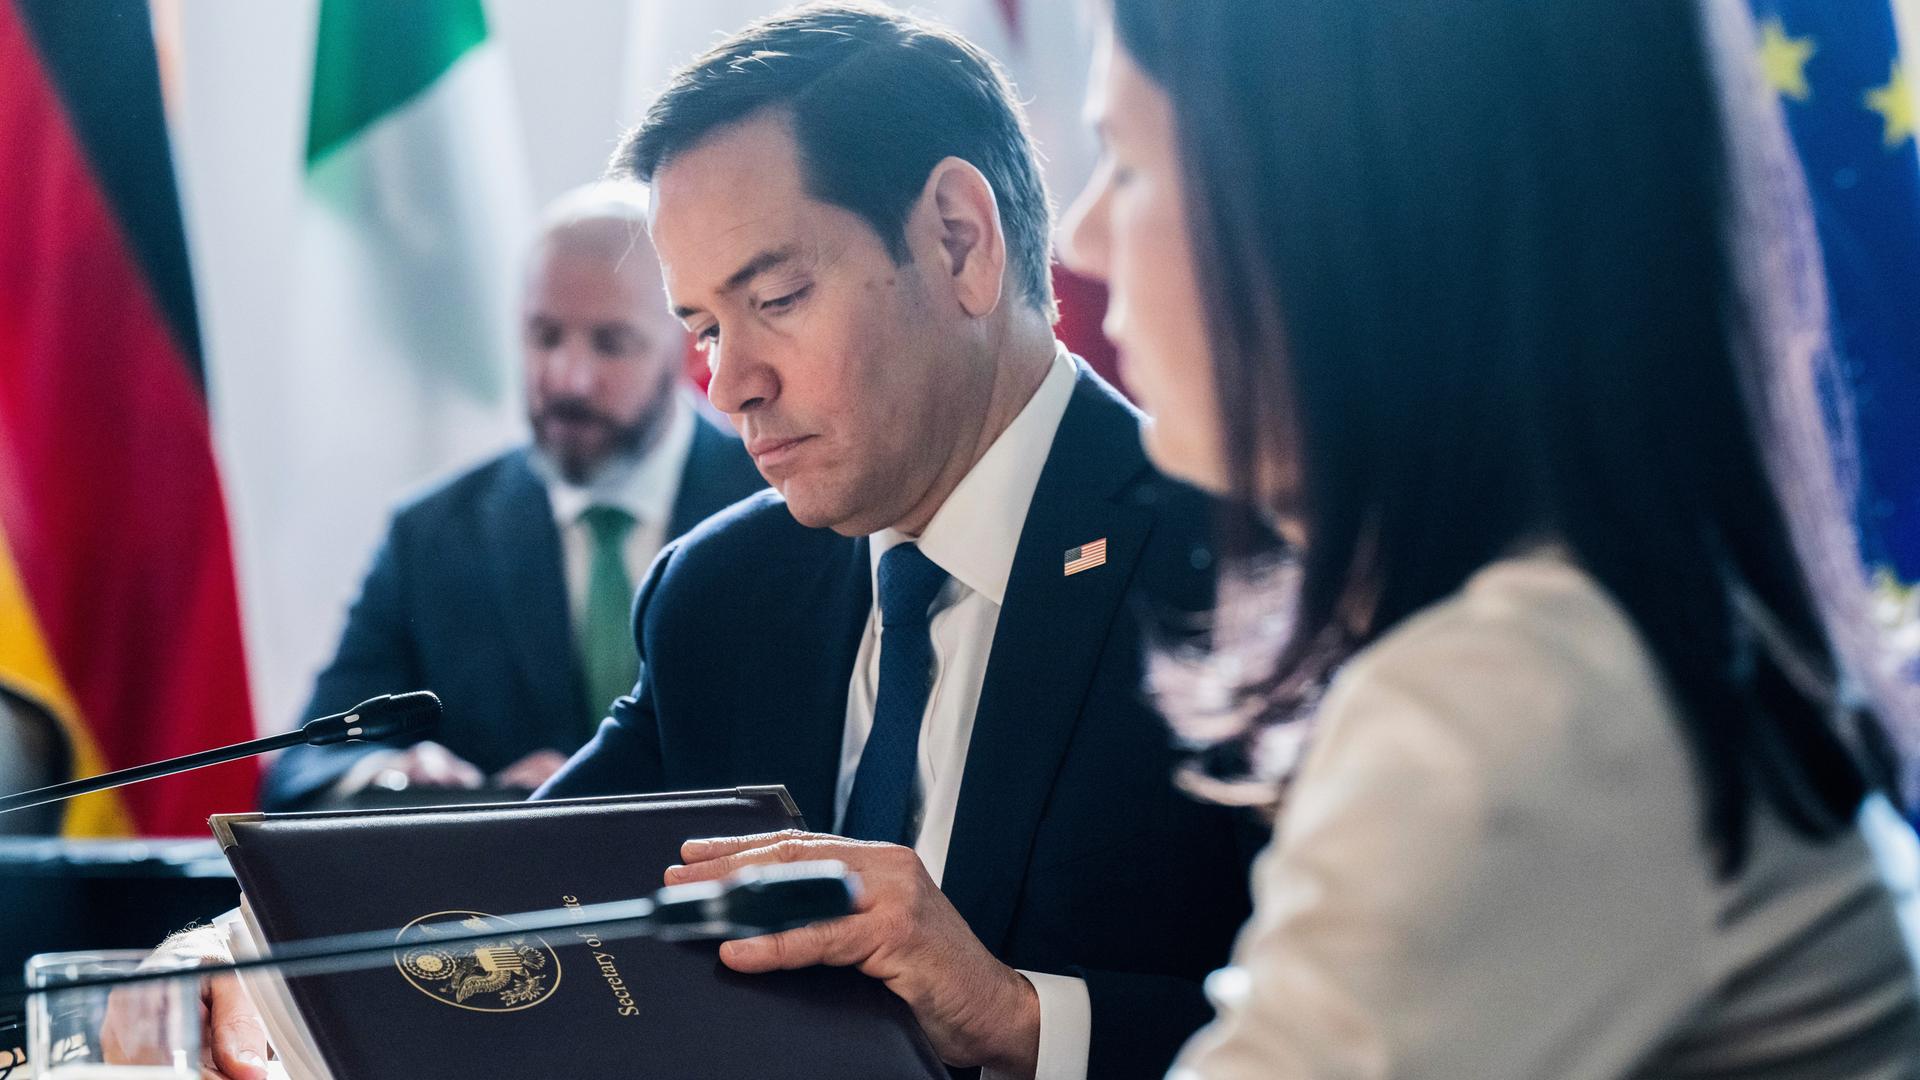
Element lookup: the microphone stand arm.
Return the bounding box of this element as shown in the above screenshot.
[0,729,307,817]
[0,861,858,1006]
[0,692,439,816]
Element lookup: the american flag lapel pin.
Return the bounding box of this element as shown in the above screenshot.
[1063,537,1108,577]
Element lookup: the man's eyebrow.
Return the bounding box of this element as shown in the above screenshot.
[724,246,800,293]
[671,245,800,321]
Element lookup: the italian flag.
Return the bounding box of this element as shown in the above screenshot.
[302,0,525,404]
[238,0,527,731]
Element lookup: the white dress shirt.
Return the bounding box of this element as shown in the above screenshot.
[543,393,697,625]
[833,345,1091,1080]
[1168,551,1920,1079]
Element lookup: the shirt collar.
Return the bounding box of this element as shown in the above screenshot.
[543,392,697,528]
[870,344,1078,608]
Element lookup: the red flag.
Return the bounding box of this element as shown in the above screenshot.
[993,0,1021,43]
[1053,265,1128,400]
[0,0,257,835]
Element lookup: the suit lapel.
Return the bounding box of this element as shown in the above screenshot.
[479,450,585,737]
[941,370,1155,951]
[729,530,872,832]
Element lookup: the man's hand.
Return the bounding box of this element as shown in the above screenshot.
[365,740,484,791]
[99,927,269,1080]
[667,830,1041,1078]
[491,749,570,791]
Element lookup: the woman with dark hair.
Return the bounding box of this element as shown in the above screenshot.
[1062,0,1920,1074]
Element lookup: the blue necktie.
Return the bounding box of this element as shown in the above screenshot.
[841,543,948,844]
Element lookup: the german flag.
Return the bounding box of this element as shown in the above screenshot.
[0,0,256,835]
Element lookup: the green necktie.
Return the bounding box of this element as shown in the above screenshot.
[578,505,638,734]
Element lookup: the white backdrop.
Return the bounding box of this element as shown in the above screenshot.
[168,1,1094,735]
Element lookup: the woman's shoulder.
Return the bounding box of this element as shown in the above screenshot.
[1372,548,1644,673]
[1327,549,1675,761]
[1291,548,1710,864]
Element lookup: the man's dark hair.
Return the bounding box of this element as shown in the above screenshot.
[615,1,1057,319]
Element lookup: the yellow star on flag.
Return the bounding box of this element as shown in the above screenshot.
[1865,62,1914,148]
[1757,18,1816,102]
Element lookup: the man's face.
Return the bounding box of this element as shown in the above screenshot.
[651,114,984,537]
[523,227,683,485]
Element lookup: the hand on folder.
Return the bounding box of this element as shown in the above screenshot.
[666,829,1042,1078]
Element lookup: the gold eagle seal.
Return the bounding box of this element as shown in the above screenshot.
[394,911,563,1012]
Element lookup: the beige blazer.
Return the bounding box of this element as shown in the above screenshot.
[1170,553,1920,1079]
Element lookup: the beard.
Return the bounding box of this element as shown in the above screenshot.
[531,383,675,486]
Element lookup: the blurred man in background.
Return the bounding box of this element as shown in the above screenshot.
[261,183,764,810]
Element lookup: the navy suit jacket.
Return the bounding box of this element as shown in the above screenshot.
[262,416,765,810]
[541,366,1260,1079]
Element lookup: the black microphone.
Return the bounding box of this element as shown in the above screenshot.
[650,858,866,937]
[0,860,860,1005]
[0,691,442,817]
[293,691,442,747]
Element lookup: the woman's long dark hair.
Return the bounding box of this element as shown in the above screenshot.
[1114,0,1913,873]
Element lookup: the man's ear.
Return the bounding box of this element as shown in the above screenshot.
[920,157,1006,318]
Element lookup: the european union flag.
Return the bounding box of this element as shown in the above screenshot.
[1747,2,1919,616]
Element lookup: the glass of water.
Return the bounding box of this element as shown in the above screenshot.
[25,951,199,1078]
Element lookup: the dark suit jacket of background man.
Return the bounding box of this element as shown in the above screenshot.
[263,415,765,810]
[541,365,1261,1080]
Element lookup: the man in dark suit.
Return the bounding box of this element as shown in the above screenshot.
[531,9,1258,1079]
[263,184,764,810]
[543,376,1253,1080]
